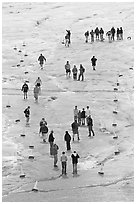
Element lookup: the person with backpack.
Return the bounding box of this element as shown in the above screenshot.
[90,30,95,43]
[39,124,48,143]
[72,65,78,80]
[38,54,46,69]
[48,130,55,155]
[21,82,29,100]
[84,31,89,43]
[91,56,97,70]
[81,108,86,125]
[99,28,104,41]
[78,64,85,81]
[65,61,71,77]
[24,106,30,125]
[71,151,80,175]
[64,131,71,151]
[60,151,67,175]
[87,115,95,137]
[52,143,59,167]
[71,120,80,141]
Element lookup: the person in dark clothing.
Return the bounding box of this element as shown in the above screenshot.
[38,54,46,69]
[111,27,116,41]
[78,64,85,81]
[39,124,48,143]
[71,120,80,141]
[66,30,71,44]
[78,110,81,126]
[64,131,71,151]
[99,28,104,41]
[117,28,120,40]
[52,143,59,167]
[81,108,86,125]
[72,65,78,80]
[60,151,67,175]
[40,118,47,127]
[91,56,97,70]
[95,27,100,40]
[21,82,29,99]
[48,130,55,155]
[84,31,89,43]
[87,115,95,137]
[106,30,112,43]
[119,27,123,40]
[24,106,30,125]
[90,30,95,43]
[71,151,80,174]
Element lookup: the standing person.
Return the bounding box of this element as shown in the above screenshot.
[119,27,123,40]
[90,30,95,43]
[65,61,71,78]
[91,56,97,71]
[73,106,78,121]
[38,54,46,69]
[48,130,55,155]
[84,31,89,43]
[87,115,95,137]
[52,143,59,167]
[95,27,100,40]
[40,118,47,127]
[21,82,29,99]
[39,124,48,143]
[66,30,71,44]
[71,120,80,141]
[78,64,85,81]
[35,77,42,94]
[117,28,120,40]
[111,27,116,41]
[24,106,30,125]
[71,151,80,175]
[86,106,91,125]
[106,30,112,43]
[65,34,70,47]
[60,152,67,175]
[72,65,78,80]
[81,108,86,125]
[33,85,39,102]
[99,28,104,41]
[64,131,71,151]
[78,110,81,126]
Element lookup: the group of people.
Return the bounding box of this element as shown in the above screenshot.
[84,26,123,43]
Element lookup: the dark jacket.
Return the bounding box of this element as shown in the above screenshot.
[111,27,116,34]
[71,153,80,164]
[48,132,55,143]
[95,27,100,35]
[87,117,93,126]
[71,121,79,130]
[79,66,85,74]
[64,132,71,142]
[81,110,86,118]
[91,57,97,66]
[38,55,46,62]
[40,120,47,127]
[39,125,48,133]
[99,28,104,34]
[24,108,30,117]
[22,83,29,92]
[52,144,59,155]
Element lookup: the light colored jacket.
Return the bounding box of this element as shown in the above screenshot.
[60,155,67,162]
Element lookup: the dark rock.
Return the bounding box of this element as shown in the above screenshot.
[15,119,20,122]
[112,123,117,127]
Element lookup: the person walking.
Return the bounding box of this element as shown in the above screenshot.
[64,131,71,151]
[24,106,30,125]
[40,118,47,127]
[84,31,89,43]
[39,124,48,143]
[35,77,42,94]
[71,151,80,175]
[78,110,81,126]
[99,28,104,41]
[111,27,116,41]
[90,30,95,43]
[91,56,97,71]
[60,152,67,175]
[86,106,91,125]
[48,130,55,155]
[87,115,95,137]
[38,54,46,69]
[33,85,39,102]
[73,106,78,121]
[71,120,80,141]
[66,30,71,44]
[52,143,59,167]
[72,65,78,80]
[78,64,85,81]
[65,61,71,77]
[95,27,100,40]
[21,82,29,99]
[81,108,86,125]
[65,34,70,47]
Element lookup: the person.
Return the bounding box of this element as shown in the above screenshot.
[71,151,80,174]
[71,120,80,141]
[99,28,104,41]
[52,143,59,167]
[60,152,67,175]
[24,106,30,125]
[111,27,116,41]
[119,27,123,40]
[84,31,89,43]
[91,56,97,71]
[117,28,120,40]
[66,30,71,44]
[78,64,85,81]
[86,106,91,125]
[72,65,78,80]
[65,34,70,47]
[78,110,81,126]
[73,106,78,121]
[39,124,48,143]
[95,27,100,40]
[64,131,71,151]
[65,61,71,77]
[38,54,46,69]
[48,130,55,155]
[33,85,39,102]
[106,30,112,43]
[87,115,95,137]
[35,77,42,94]
[90,30,95,43]
[40,118,47,127]
[81,108,86,125]
[21,82,29,99]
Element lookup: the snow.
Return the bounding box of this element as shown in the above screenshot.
[2,2,134,202]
